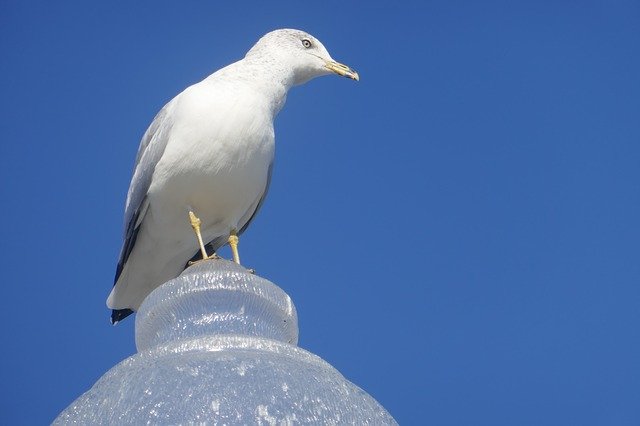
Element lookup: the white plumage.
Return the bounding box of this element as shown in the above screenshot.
[108,29,358,323]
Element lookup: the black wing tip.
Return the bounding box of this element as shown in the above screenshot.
[111,308,134,325]
[113,261,124,286]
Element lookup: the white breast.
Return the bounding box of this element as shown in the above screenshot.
[148,79,275,245]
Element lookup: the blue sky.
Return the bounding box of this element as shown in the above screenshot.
[1,1,639,424]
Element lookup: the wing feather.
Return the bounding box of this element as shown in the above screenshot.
[114,102,175,284]
[239,161,273,235]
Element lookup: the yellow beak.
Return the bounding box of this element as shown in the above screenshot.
[325,60,359,81]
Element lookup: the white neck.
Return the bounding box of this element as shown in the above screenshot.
[210,54,296,117]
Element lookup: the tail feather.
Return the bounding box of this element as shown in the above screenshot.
[111,308,134,325]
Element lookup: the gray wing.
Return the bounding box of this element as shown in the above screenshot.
[238,161,273,235]
[114,102,175,284]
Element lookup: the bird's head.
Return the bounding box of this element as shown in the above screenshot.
[246,29,359,86]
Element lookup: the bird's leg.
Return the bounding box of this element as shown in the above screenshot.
[228,229,241,264]
[189,211,210,261]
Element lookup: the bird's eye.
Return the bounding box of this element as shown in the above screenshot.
[301,39,312,48]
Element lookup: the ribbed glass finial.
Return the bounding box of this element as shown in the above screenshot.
[135,261,298,351]
[55,260,397,425]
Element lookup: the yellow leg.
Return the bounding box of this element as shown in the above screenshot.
[189,211,209,260]
[228,229,240,264]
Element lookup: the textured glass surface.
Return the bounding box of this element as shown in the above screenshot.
[55,260,397,425]
[135,261,298,351]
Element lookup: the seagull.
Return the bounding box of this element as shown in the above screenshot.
[108,29,359,323]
